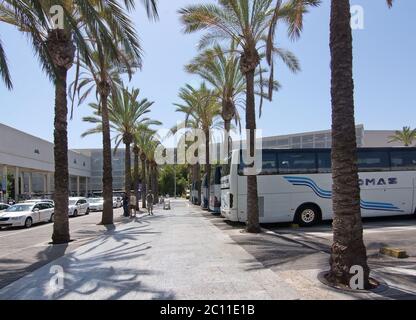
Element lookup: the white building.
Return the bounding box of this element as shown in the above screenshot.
[0,123,91,202]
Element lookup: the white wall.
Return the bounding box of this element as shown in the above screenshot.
[0,123,91,177]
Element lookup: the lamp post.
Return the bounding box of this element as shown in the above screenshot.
[174,165,177,199]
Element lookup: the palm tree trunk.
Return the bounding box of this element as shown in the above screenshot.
[48,29,75,244]
[147,161,151,195]
[151,164,157,204]
[327,0,370,288]
[141,156,146,208]
[196,163,201,205]
[134,146,140,210]
[125,142,132,199]
[52,66,70,244]
[205,129,211,208]
[155,167,159,204]
[244,68,260,234]
[100,91,114,225]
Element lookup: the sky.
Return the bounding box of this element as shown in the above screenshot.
[0,0,415,149]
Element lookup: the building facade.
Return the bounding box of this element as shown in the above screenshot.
[0,123,91,202]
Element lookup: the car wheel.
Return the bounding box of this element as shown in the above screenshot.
[24,217,33,228]
[296,205,321,227]
[85,208,90,215]
[49,213,55,223]
[73,210,78,217]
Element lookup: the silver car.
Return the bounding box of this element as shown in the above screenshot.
[88,198,104,212]
[68,197,90,217]
[0,203,10,212]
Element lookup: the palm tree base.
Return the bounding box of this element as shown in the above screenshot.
[98,221,114,226]
[245,225,262,234]
[50,238,73,245]
[318,271,385,293]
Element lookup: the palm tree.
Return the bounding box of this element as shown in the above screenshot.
[326,0,394,289]
[186,43,287,134]
[179,0,318,233]
[1,0,147,243]
[70,49,140,225]
[388,127,416,147]
[83,87,160,203]
[69,1,157,225]
[185,44,245,134]
[135,130,159,208]
[174,83,223,207]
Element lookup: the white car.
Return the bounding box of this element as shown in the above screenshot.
[88,198,104,212]
[0,202,54,228]
[68,197,90,217]
[113,197,122,208]
[25,199,54,205]
[0,203,10,212]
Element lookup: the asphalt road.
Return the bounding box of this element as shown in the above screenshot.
[0,208,126,289]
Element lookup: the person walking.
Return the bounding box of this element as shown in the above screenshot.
[122,193,129,217]
[146,190,154,215]
[130,193,137,218]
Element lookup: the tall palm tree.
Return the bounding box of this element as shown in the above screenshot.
[83,87,160,202]
[388,127,416,147]
[185,44,245,134]
[174,83,223,206]
[179,0,318,233]
[326,0,394,289]
[1,0,146,243]
[135,130,159,208]
[132,123,159,209]
[69,0,157,225]
[186,43,288,134]
[70,49,139,225]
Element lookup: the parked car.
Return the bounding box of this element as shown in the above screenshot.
[25,199,55,206]
[88,198,104,212]
[113,197,122,208]
[0,202,54,228]
[0,203,10,212]
[68,197,89,217]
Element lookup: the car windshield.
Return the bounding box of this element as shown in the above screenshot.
[68,200,78,206]
[6,204,33,212]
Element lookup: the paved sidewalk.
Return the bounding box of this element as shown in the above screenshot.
[0,200,354,300]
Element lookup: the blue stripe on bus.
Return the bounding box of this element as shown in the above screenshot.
[284,176,404,213]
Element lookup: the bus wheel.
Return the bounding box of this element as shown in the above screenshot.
[296,205,321,227]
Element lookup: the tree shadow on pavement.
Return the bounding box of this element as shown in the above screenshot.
[0,228,175,300]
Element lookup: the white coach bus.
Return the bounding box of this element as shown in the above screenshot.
[221,148,416,226]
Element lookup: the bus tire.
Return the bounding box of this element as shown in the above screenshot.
[295,204,321,227]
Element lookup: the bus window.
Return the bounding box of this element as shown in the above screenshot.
[278,152,317,174]
[390,150,416,171]
[317,151,331,173]
[358,151,390,172]
[260,151,278,175]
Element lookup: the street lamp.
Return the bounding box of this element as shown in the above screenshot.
[174,165,177,199]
